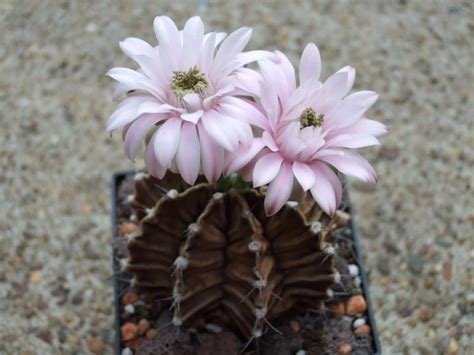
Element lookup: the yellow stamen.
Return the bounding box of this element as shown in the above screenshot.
[300,107,324,128]
[170,66,208,96]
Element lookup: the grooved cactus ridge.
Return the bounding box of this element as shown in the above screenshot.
[125,173,348,339]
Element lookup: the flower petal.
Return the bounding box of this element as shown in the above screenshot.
[259,59,291,104]
[199,32,216,73]
[123,114,163,160]
[273,50,296,93]
[264,162,294,216]
[324,134,380,149]
[106,95,152,131]
[181,110,203,124]
[182,16,204,68]
[145,133,166,179]
[324,91,379,130]
[338,118,388,137]
[219,96,270,131]
[253,153,284,187]
[309,163,338,216]
[262,131,279,152]
[107,67,164,99]
[176,122,200,184]
[120,37,154,58]
[197,123,224,182]
[336,65,356,93]
[137,102,180,116]
[316,149,377,183]
[225,138,265,174]
[314,161,343,208]
[183,93,202,111]
[153,118,182,168]
[323,69,351,100]
[201,110,239,151]
[211,27,252,77]
[119,38,162,81]
[153,16,181,70]
[232,67,262,96]
[299,43,321,84]
[292,161,315,191]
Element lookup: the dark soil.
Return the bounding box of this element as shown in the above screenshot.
[113,172,376,354]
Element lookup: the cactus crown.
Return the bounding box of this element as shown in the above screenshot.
[123,173,347,339]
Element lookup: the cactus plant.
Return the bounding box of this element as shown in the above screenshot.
[122,173,350,339]
[108,16,386,352]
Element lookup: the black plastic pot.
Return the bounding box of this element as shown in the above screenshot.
[111,170,382,354]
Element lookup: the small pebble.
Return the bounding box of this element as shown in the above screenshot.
[354,324,371,337]
[88,337,103,354]
[337,343,352,354]
[289,319,301,333]
[447,338,459,355]
[352,317,366,329]
[121,322,138,341]
[67,334,78,346]
[347,264,359,277]
[418,308,434,322]
[121,292,139,305]
[407,253,424,275]
[121,348,133,355]
[29,270,42,284]
[124,304,135,314]
[376,256,391,275]
[418,290,440,306]
[442,261,452,281]
[80,202,93,214]
[354,276,362,288]
[295,350,306,355]
[146,328,157,339]
[346,295,367,316]
[397,306,413,318]
[137,319,151,335]
[378,145,399,160]
[24,307,35,318]
[119,222,140,236]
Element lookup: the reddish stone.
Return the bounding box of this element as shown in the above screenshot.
[354,324,371,337]
[145,328,157,339]
[137,319,151,335]
[289,320,301,333]
[337,343,352,355]
[119,222,139,236]
[121,292,139,305]
[346,295,367,316]
[121,322,138,342]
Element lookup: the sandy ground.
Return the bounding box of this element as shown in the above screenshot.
[0,0,473,354]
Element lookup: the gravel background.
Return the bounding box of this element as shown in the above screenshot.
[1,1,472,354]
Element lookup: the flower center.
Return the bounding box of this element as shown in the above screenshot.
[300,107,324,128]
[170,67,208,96]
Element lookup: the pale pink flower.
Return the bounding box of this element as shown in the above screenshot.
[107,16,268,184]
[226,44,388,216]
